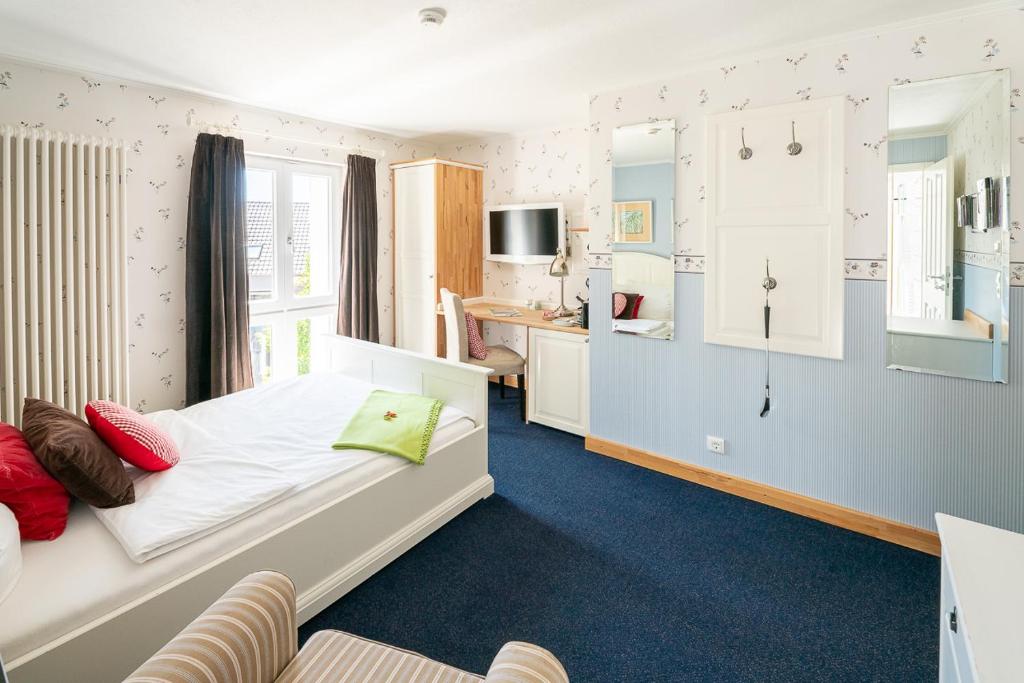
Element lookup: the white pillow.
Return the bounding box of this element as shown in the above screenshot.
[0,503,21,605]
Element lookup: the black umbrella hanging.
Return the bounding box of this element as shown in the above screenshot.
[760,259,776,418]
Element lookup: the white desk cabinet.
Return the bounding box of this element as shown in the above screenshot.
[936,514,1024,682]
[527,327,589,436]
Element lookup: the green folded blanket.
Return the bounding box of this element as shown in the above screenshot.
[332,390,444,465]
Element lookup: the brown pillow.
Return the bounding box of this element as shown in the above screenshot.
[21,399,135,508]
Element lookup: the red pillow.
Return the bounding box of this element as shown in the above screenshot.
[465,312,488,360]
[0,423,70,540]
[85,401,180,471]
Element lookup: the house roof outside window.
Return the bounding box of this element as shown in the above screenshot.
[245,200,311,278]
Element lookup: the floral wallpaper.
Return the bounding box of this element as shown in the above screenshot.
[3,6,1024,407]
[0,58,438,412]
[583,7,1024,286]
[950,75,1009,257]
[438,129,591,354]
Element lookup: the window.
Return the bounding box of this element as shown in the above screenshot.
[245,157,342,385]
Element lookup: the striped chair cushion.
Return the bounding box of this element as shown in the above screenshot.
[483,642,569,683]
[275,630,484,683]
[124,571,297,683]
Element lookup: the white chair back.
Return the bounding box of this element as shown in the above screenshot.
[439,288,469,363]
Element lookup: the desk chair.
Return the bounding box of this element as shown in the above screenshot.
[440,288,526,421]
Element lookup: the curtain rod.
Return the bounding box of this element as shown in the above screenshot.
[190,119,387,159]
[245,150,347,168]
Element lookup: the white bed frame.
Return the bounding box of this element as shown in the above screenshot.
[7,337,493,683]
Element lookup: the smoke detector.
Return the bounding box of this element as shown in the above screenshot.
[418,7,447,27]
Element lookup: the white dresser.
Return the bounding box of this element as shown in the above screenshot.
[936,514,1024,682]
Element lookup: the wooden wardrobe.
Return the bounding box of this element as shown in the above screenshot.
[391,158,484,357]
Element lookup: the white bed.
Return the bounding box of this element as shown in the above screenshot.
[94,371,476,563]
[1,337,493,683]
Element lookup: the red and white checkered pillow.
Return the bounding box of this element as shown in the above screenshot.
[465,312,488,360]
[612,292,627,318]
[85,400,180,471]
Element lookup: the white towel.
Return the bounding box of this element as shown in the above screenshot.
[613,318,669,334]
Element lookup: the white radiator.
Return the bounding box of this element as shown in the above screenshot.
[0,126,129,425]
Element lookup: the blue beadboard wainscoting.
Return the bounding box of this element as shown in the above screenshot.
[589,270,1023,536]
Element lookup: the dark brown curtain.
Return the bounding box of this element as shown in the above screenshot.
[185,133,253,406]
[336,154,379,342]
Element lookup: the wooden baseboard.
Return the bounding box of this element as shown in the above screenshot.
[584,435,940,556]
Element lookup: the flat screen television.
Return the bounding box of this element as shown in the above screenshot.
[485,202,565,265]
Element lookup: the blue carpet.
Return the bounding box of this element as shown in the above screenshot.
[300,385,939,681]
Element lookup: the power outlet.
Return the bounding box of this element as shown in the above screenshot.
[706,435,726,455]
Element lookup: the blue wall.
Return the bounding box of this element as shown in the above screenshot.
[589,270,1023,534]
[888,136,948,165]
[957,262,1002,325]
[612,163,674,257]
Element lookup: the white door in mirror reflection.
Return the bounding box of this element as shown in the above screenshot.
[922,157,954,320]
[889,158,953,320]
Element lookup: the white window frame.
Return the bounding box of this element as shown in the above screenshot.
[246,155,344,383]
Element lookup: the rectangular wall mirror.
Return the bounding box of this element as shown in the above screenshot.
[886,70,1010,382]
[611,119,675,340]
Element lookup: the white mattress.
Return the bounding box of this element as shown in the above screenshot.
[0,373,475,663]
[93,373,473,563]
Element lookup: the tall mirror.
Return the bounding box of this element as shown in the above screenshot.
[611,119,676,340]
[886,70,1010,382]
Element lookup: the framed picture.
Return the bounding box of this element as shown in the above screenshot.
[613,200,653,243]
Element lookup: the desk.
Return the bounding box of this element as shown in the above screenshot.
[440,301,590,435]
[458,302,589,336]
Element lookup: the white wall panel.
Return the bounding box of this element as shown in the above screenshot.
[705,97,845,359]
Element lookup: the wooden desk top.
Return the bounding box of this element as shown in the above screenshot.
[442,302,589,336]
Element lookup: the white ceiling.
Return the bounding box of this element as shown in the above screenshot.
[0,0,995,143]
[613,120,675,166]
[889,71,1004,135]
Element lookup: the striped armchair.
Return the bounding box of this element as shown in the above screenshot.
[125,571,568,683]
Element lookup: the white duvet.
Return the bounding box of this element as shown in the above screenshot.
[92,373,472,563]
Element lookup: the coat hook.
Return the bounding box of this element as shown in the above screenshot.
[738,127,753,160]
[786,120,802,156]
